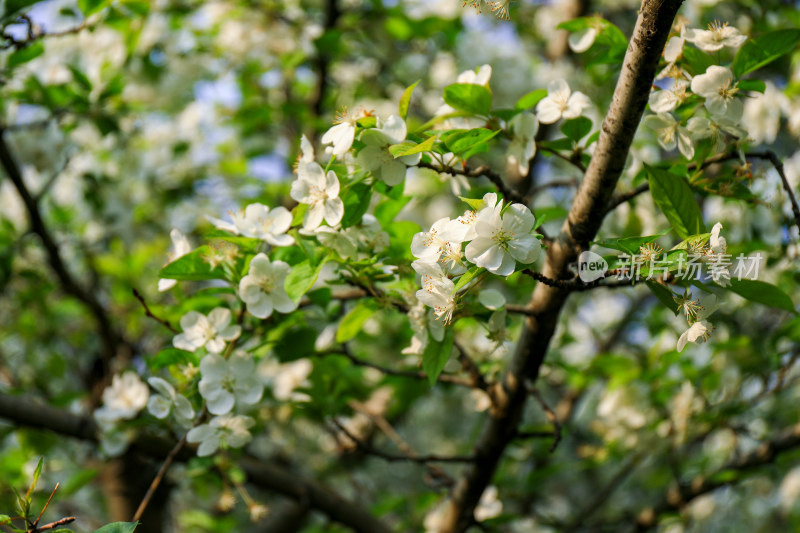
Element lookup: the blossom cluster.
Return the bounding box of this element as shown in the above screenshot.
[643,21,750,159]
[411,192,542,324]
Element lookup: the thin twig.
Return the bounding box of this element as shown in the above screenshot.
[30,483,59,531]
[131,409,205,523]
[418,161,526,205]
[315,346,473,387]
[539,146,586,172]
[30,516,76,533]
[522,269,646,292]
[529,389,562,452]
[332,418,474,464]
[132,288,178,333]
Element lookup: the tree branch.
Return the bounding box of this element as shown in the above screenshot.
[634,421,800,531]
[418,161,527,205]
[0,392,392,533]
[436,1,684,529]
[0,131,126,372]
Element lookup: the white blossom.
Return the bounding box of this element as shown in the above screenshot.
[568,26,598,53]
[147,377,195,426]
[535,79,591,124]
[691,66,742,121]
[416,267,457,324]
[706,222,731,287]
[743,82,786,145]
[507,112,539,175]
[411,217,463,268]
[677,292,719,352]
[291,161,344,230]
[199,352,264,415]
[643,113,694,159]
[465,202,542,276]
[173,307,241,354]
[94,372,149,425]
[186,414,255,456]
[648,79,689,114]
[478,288,506,310]
[685,21,746,53]
[321,109,358,157]
[687,116,746,152]
[239,253,297,319]
[272,359,313,401]
[158,229,193,292]
[357,115,420,186]
[207,203,294,246]
[475,486,503,522]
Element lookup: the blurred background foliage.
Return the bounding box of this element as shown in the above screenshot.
[1,0,800,532]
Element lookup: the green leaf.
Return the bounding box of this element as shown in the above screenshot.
[728,279,795,313]
[147,348,198,370]
[515,89,547,110]
[398,80,420,120]
[7,42,44,70]
[1,0,39,23]
[336,300,379,343]
[733,29,800,78]
[291,204,307,227]
[443,83,492,116]
[737,79,766,93]
[341,184,372,228]
[453,267,484,292]
[442,128,499,154]
[646,165,704,240]
[159,246,226,281]
[646,281,679,315]
[422,328,454,386]
[681,47,716,77]
[0,515,10,525]
[78,0,109,16]
[285,258,327,303]
[68,65,93,92]
[93,522,139,533]
[593,231,669,255]
[560,117,592,143]
[458,196,486,211]
[25,458,43,503]
[388,135,437,158]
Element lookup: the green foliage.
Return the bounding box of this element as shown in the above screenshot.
[733,29,800,77]
[422,328,454,386]
[646,165,705,239]
[728,279,796,313]
[93,522,139,533]
[442,83,492,116]
[337,300,380,343]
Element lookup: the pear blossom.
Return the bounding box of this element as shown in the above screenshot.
[684,21,746,53]
[272,359,313,401]
[299,134,315,163]
[706,222,731,287]
[506,112,539,175]
[648,79,689,114]
[357,115,420,186]
[691,66,742,121]
[535,79,591,124]
[147,377,195,425]
[677,292,718,352]
[568,26,598,53]
[475,485,503,522]
[206,203,294,246]
[465,202,542,276]
[416,273,457,324]
[743,82,786,145]
[158,229,193,292]
[353,214,390,254]
[411,217,460,265]
[173,307,241,354]
[402,299,445,356]
[643,113,694,159]
[321,108,358,157]
[239,253,297,319]
[199,352,264,415]
[187,414,255,456]
[441,193,499,244]
[687,116,746,152]
[658,28,687,79]
[290,162,344,230]
[94,372,149,425]
[314,225,358,259]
